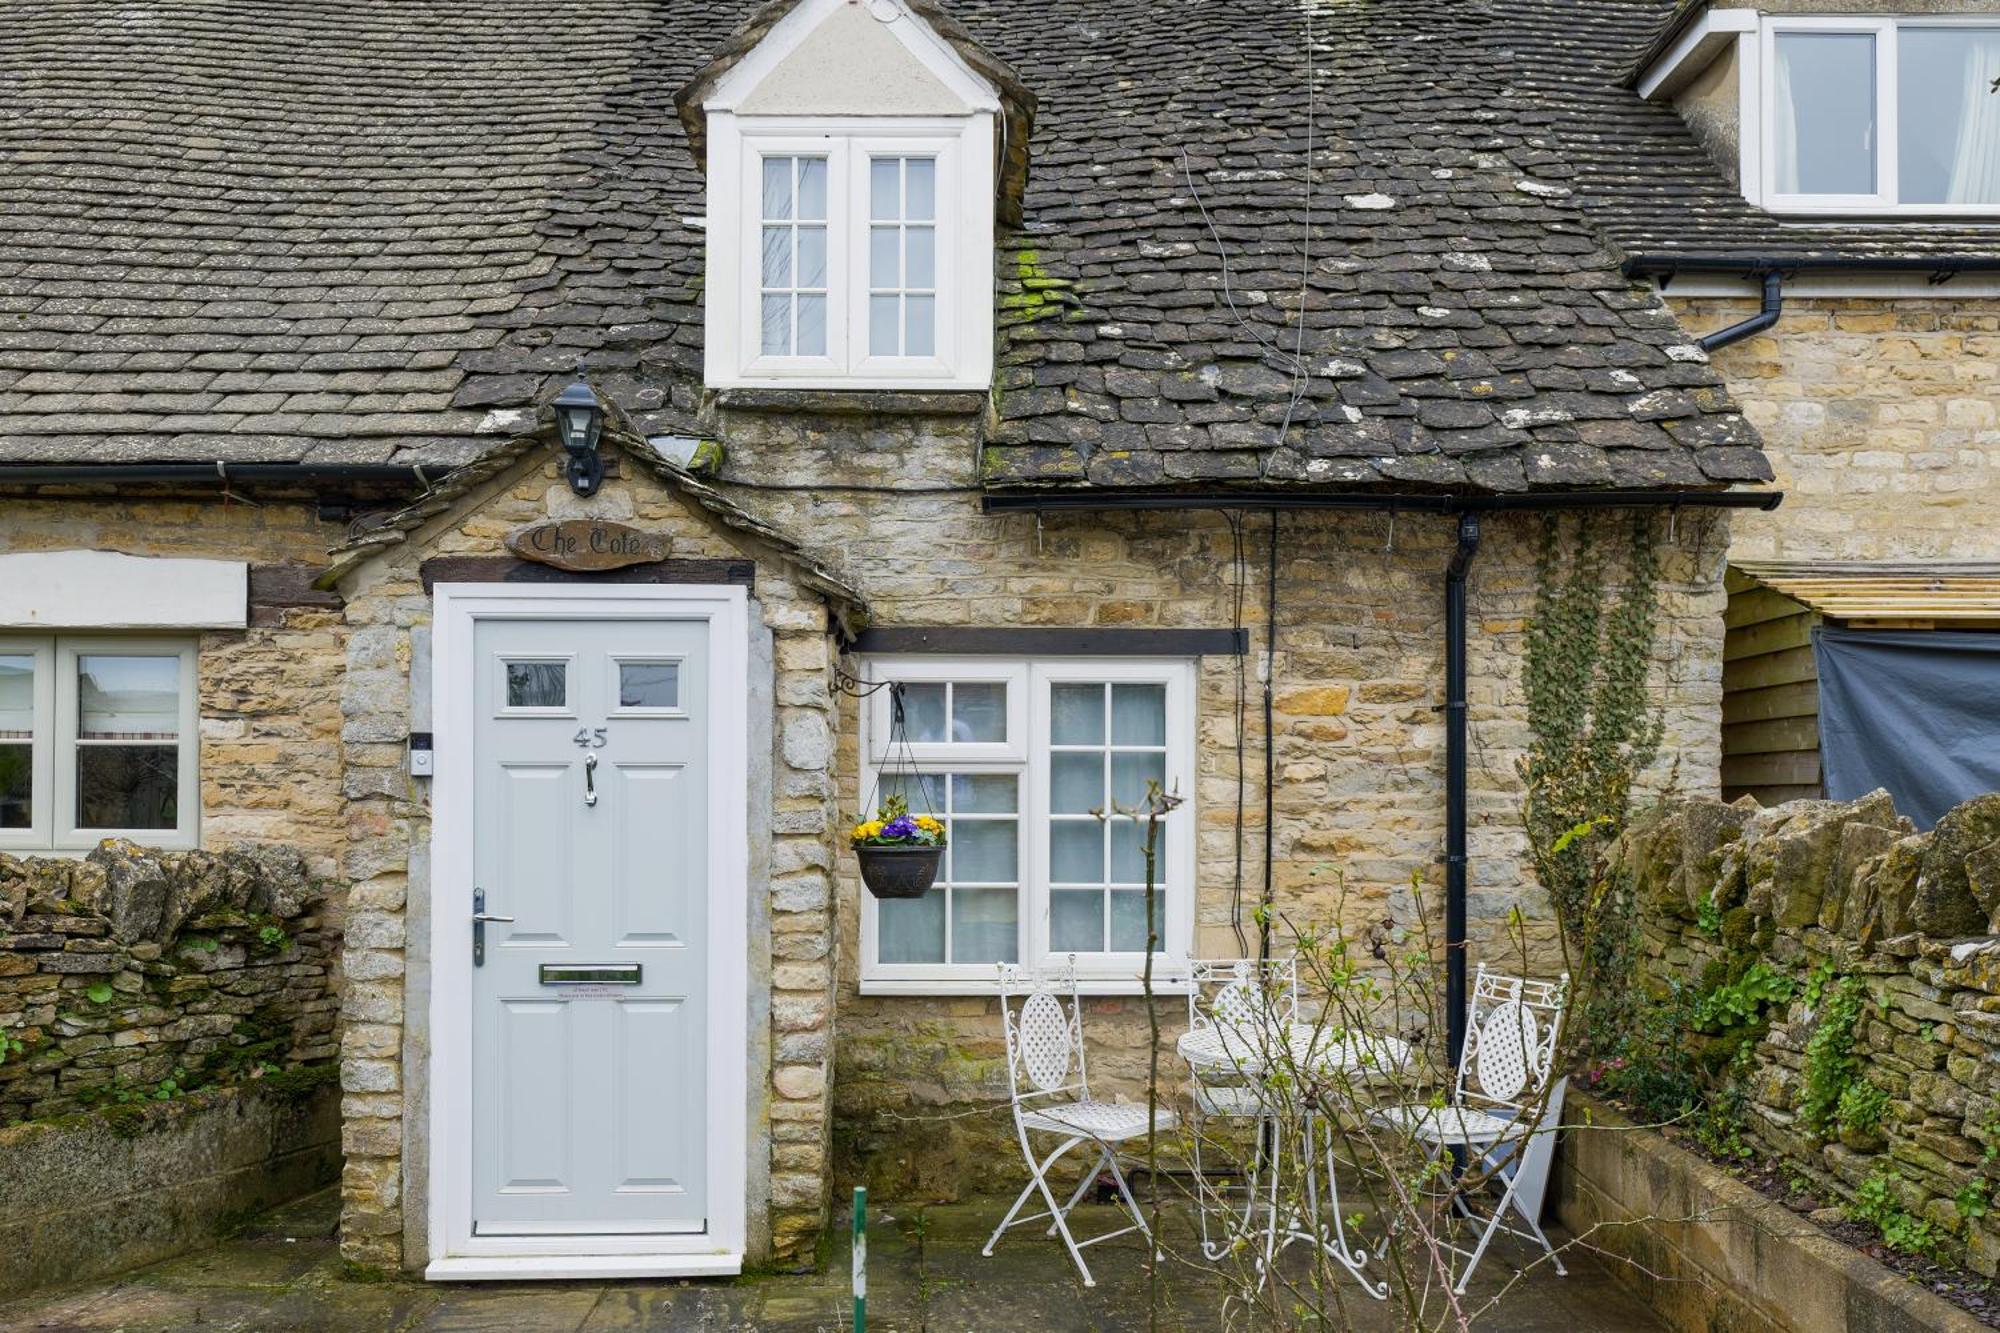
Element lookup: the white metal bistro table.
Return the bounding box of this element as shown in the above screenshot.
[1177,1022,1412,1297]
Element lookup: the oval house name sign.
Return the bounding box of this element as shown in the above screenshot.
[505,520,670,573]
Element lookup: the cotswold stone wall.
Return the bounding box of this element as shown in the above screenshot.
[0,841,338,1125]
[1611,790,2000,1275]
[1671,295,2000,562]
[704,401,1733,1200]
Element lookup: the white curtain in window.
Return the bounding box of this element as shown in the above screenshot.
[1947,33,2000,205]
[1774,40,1801,194]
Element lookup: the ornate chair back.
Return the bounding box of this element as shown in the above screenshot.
[996,960,1089,1111]
[1453,964,1568,1118]
[1185,957,1298,1040]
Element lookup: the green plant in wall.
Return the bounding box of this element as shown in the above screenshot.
[1692,960,1794,1034]
[256,924,288,953]
[1851,1165,1942,1259]
[0,1030,24,1065]
[1520,511,1666,1052]
[1695,886,1723,939]
[1800,973,1869,1140]
[85,982,114,1005]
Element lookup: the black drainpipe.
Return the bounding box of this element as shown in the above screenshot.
[1699,271,1784,353]
[1443,511,1481,1066]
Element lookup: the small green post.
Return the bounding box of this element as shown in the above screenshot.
[851,1185,867,1333]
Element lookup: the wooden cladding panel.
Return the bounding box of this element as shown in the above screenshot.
[1722,575,1823,807]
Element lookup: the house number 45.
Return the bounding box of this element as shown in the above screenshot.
[573,727,608,749]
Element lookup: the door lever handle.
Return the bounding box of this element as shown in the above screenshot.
[584,751,599,807]
[472,912,515,924]
[472,888,512,967]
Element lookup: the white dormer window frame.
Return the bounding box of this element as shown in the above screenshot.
[1641,12,2000,219]
[700,0,999,392]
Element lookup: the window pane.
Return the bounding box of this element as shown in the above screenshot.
[870,225,899,288]
[951,888,1017,964]
[951,683,1005,742]
[78,656,178,738]
[951,774,1016,813]
[951,818,1017,883]
[897,683,946,742]
[1900,28,2000,205]
[796,225,827,289]
[0,744,27,829]
[1111,684,1167,746]
[761,294,790,355]
[906,158,935,220]
[77,745,177,830]
[1111,751,1166,807]
[1050,820,1103,883]
[870,295,899,357]
[870,158,900,220]
[795,294,826,356]
[1774,32,1876,195]
[905,295,935,358]
[879,892,944,964]
[882,771,945,811]
[505,661,566,710]
[617,662,678,710]
[1111,821,1156,885]
[1051,889,1104,952]
[762,157,793,219]
[1051,684,1105,745]
[797,157,827,220]
[1108,890,1152,952]
[761,225,791,287]
[1051,752,1102,814]
[906,226,935,289]
[0,656,32,735]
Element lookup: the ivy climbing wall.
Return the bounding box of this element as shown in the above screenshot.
[1607,789,2000,1275]
[0,840,338,1124]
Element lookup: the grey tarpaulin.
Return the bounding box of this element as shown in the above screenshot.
[1814,627,2000,829]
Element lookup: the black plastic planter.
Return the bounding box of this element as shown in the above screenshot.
[855,845,943,900]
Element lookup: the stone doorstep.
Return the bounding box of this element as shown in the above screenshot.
[1556,1091,1988,1333]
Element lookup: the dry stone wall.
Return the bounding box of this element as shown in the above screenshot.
[1611,789,2000,1274]
[0,840,338,1125]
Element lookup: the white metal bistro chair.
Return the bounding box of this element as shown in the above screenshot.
[1182,958,1298,1261]
[983,959,1177,1287]
[1369,965,1570,1293]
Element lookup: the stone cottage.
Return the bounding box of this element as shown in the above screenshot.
[0,0,1784,1277]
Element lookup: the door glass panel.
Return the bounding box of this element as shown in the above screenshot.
[1774,32,1877,195]
[618,661,679,710]
[77,655,178,738]
[1899,28,2000,205]
[505,660,567,710]
[77,745,178,829]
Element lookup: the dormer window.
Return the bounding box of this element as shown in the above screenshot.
[1639,12,2000,217]
[1764,18,2000,213]
[686,0,1013,391]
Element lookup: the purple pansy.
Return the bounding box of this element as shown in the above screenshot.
[881,815,918,840]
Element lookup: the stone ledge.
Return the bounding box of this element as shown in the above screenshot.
[1555,1092,1986,1333]
[711,387,988,418]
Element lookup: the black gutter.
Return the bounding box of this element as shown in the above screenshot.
[1700,271,1784,353]
[982,488,1784,516]
[1625,255,2000,284]
[0,463,436,488]
[983,485,1783,1048]
[1444,512,1481,1066]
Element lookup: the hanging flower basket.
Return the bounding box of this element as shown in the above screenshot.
[851,794,945,900]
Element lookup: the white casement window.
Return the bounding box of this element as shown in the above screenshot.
[0,636,199,854]
[858,658,1196,995]
[1760,17,2000,214]
[704,117,996,390]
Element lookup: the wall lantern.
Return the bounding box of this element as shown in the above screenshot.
[552,371,606,497]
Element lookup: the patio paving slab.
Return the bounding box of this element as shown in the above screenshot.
[0,1188,1670,1331]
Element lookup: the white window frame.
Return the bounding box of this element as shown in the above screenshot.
[704,113,996,390]
[1758,15,2000,217]
[0,634,199,854]
[857,656,1196,996]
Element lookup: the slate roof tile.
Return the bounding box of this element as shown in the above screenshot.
[0,0,1770,493]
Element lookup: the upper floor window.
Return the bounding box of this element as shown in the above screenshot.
[1764,18,2000,213]
[694,0,1002,391]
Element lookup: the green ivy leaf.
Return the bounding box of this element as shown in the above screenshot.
[85,982,114,1005]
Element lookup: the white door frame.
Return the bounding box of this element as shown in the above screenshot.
[424,583,750,1281]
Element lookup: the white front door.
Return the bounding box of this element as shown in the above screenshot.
[469,615,710,1237]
